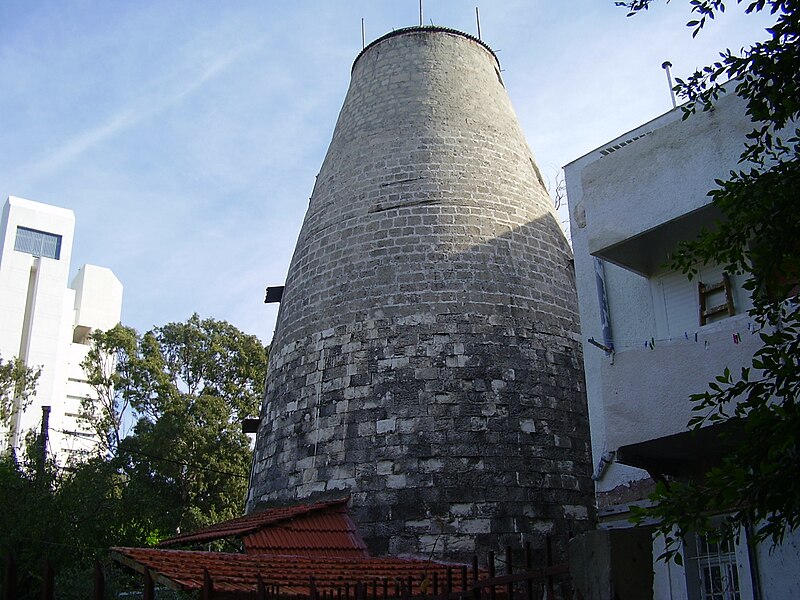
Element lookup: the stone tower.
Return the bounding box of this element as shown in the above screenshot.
[248,27,594,562]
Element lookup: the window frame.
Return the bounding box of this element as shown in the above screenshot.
[14,225,63,260]
[683,523,756,600]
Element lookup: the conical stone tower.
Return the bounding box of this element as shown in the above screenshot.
[248,27,593,562]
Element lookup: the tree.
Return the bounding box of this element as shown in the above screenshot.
[0,355,40,454]
[78,325,140,458]
[80,314,268,538]
[616,0,800,561]
[0,315,268,596]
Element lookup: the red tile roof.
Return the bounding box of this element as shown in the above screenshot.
[112,547,478,595]
[159,497,368,558]
[242,508,368,558]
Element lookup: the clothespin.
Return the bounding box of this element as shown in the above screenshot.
[704,340,709,349]
[684,332,689,340]
[694,332,698,342]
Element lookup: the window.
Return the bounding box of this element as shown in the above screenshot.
[14,226,62,259]
[651,263,748,338]
[698,274,735,326]
[684,527,755,600]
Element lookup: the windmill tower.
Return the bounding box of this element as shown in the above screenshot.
[248,27,594,562]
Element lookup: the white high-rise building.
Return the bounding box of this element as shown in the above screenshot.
[0,196,123,464]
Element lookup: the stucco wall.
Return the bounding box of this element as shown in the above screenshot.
[566,83,800,598]
[579,92,752,258]
[565,92,760,496]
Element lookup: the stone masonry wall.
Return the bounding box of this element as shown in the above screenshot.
[248,27,594,563]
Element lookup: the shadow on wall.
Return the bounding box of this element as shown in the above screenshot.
[250,210,594,563]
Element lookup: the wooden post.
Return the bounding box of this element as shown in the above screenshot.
[310,576,319,600]
[505,547,513,600]
[487,551,496,600]
[201,568,214,600]
[524,542,534,600]
[257,574,267,600]
[461,565,468,597]
[544,537,554,600]
[41,558,54,600]
[143,569,154,600]
[4,554,17,600]
[93,560,105,600]
[471,555,480,600]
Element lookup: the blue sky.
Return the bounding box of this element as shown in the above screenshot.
[0,1,774,344]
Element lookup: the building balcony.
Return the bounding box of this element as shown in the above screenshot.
[602,313,761,457]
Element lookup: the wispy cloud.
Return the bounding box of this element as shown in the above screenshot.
[17,42,255,184]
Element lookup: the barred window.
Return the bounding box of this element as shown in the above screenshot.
[14,226,62,259]
[684,525,754,600]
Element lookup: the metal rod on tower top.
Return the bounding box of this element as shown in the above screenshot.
[662,61,677,109]
[476,7,481,40]
[419,0,423,26]
[361,18,365,50]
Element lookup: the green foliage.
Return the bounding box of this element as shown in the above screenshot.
[0,314,268,597]
[78,324,140,457]
[0,355,41,453]
[618,0,800,562]
[81,314,268,536]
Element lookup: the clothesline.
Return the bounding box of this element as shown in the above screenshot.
[588,320,764,353]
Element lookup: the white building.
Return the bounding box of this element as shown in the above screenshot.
[565,93,800,599]
[0,196,123,465]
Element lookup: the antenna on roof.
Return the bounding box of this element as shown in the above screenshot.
[361,18,365,50]
[662,61,677,109]
[419,0,423,26]
[476,7,482,40]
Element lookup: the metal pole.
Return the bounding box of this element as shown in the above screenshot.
[476,7,482,40]
[361,18,365,50]
[662,61,677,109]
[38,405,51,476]
[419,0,423,26]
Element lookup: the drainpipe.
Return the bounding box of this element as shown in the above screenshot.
[591,256,616,482]
[594,257,614,361]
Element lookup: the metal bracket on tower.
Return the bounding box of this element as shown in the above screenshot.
[264,286,285,304]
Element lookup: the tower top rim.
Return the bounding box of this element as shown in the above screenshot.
[352,26,499,73]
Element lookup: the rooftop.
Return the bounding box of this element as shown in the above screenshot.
[112,547,474,595]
